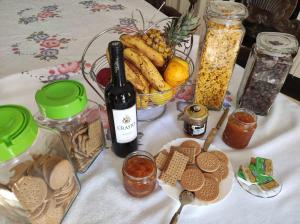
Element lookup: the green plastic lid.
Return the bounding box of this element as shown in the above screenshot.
[35,80,88,119]
[0,105,38,163]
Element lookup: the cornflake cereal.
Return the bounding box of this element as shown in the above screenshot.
[194,21,244,110]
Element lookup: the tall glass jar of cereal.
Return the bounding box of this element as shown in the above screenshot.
[0,105,80,224]
[194,1,248,110]
[35,80,106,173]
[237,32,298,115]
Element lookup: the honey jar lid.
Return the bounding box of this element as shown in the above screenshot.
[184,104,208,121]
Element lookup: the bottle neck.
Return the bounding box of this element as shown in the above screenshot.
[109,41,126,87]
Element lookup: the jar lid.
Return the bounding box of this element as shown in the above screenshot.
[35,80,88,119]
[0,105,38,163]
[184,104,208,121]
[207,1,248,20]
[257,32,299,55]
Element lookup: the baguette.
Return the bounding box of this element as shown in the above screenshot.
[120,34,165,67]
[124,48,167,91]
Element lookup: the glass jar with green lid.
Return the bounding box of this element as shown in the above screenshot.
[35,80,106,173]
[0,105,80,224]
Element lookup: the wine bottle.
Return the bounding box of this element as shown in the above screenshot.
[105,41,138,157]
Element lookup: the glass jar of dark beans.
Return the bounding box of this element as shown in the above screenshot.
[237,32,298,115]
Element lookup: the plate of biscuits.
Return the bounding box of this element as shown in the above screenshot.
[155,138,234,206]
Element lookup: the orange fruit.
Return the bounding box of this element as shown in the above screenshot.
[163,57,189,87]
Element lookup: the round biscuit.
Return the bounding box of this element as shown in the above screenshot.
[196,152,220,172]
[211,151,228,164]
[46,199,64,223]
[42,156,62,185]
[180,140,201,155]
[212,162,229,180]
[9,161,33,184]
[180,168,205,191]
[203,172,221,182]
[28,200,49,220]
[195,177,219,202]
[49,160,73,190]
[56,184,78,207]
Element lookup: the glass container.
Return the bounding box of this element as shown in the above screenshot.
[222,108,257,149]
[194,1,248,110]
[180,104,208,137]
[0,105,80,224]
[122,151,157,197]
[35,80,106,173]
[237,32,299,115]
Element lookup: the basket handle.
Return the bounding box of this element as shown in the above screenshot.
[80,28,117,102]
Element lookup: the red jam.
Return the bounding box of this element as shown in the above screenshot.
[96,68,111,87]
[222,109,257,149]
[122,153,156,197]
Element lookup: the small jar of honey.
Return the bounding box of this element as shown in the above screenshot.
[222,108,257,149]
[180,104,208,137]
[122,151,157,197]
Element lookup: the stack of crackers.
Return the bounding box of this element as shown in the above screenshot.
[62,119,104,172]
[156,140,229,202]
[6,154,79,224]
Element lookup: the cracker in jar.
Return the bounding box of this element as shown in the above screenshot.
[12,176,48,211]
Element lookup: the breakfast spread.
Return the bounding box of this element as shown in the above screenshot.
[2,1,295,222]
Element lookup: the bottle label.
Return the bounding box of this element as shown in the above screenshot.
[112,105,137,143]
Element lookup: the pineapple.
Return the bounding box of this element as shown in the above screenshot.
[141,10,199,59]
[141,29,172,59]
[164,10,200,49]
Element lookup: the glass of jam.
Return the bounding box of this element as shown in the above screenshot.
[122,151,157,197]
[222,108,257,149]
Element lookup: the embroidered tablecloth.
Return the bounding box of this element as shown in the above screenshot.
[0,0,166,77]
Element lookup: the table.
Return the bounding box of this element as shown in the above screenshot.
[1,1,300,224]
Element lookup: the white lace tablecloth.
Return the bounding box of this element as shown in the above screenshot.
[1,1,300,224]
